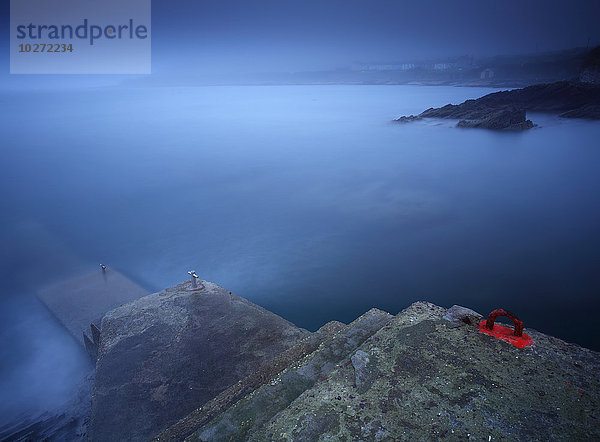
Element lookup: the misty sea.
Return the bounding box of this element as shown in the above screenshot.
[1,85,599,424]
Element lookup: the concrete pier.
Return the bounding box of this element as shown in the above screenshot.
[37,268,149,349]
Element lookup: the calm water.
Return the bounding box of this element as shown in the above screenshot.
[1,85,599,422]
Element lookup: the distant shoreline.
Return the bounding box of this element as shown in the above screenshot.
[395,80,600,130]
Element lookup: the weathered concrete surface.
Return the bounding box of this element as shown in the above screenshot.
[185,308,393,442]
[156,320,347,441]
[212,302,600,441]
[89,281,310,441]
[85,282,600,441]
[37,268,149,346]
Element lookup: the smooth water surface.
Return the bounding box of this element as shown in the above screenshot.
[1,85,599,422]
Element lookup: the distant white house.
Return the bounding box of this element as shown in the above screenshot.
[356,63,415,71]
[480,68,495,79]
[580,67,600,84]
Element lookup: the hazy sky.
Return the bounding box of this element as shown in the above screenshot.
[150,0,600,73]
[2,0,600,77]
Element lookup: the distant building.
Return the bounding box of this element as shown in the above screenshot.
[580,68,600,84]
[480,68,495,79]
[356,63,415,71]
[433,63,451,71]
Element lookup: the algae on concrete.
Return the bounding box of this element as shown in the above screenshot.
[255,302,600,440]
[88,279,600,441]
[185,308,393,441]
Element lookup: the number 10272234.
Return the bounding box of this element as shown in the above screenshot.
[19,43,74,53]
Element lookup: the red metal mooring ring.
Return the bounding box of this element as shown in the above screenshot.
[478,308,534,348]
[485,309,523,337]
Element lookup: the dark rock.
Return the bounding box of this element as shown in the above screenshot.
[394,115,422,123]
[395,80,600,129]
[89,281,310,442]
[442,305,483,328]
[560,104,600,119]
[457,108,534,130]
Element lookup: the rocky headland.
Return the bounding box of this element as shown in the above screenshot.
[396,81,600,130]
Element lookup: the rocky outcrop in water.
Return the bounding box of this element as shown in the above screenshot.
[396,80,600,130]
[456,107,534,130]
